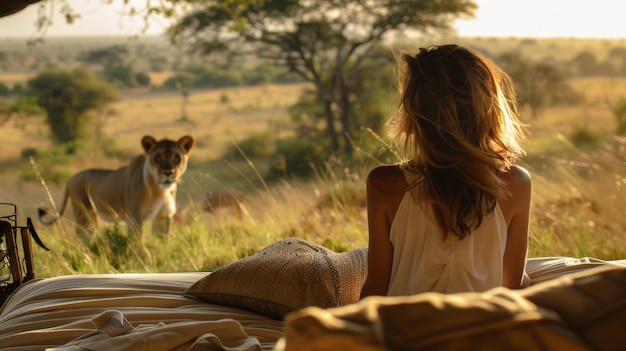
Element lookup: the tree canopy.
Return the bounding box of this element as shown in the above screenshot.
[11,0,477,158]
[27,68,119,143]
[168,0,477,154]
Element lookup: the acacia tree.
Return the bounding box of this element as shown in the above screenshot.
[15,0,475,154]
[27,68,119,144]
[498,53,581,119]
[167,0,477,154]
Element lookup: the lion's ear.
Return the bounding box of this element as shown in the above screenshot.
[141,135,158,153]
[178,135,195,154]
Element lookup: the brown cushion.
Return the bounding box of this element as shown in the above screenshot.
[277,289,590,351]
[521,266,626,351]
[184,238,368,320]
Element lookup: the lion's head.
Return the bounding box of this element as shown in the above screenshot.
[141,135,195,189]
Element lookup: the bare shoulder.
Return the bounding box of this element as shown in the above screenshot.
[499,165,532,191]
[366,164,408,195]
[498,165,532,223]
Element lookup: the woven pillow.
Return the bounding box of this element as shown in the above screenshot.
[184,238,368,320]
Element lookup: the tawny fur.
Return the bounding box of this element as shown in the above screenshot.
[38,135,194,239]
[203,190,247,220]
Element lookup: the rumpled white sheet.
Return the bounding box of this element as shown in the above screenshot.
[48,310,262,351]
[0,272,284,351]
[525,256,626,283]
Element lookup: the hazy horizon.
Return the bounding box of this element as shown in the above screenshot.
[0,0,625,40]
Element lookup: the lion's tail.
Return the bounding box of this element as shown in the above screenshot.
[38,186,70,226]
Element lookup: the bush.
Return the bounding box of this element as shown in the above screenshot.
[570,122,602,146]
[222,133,275,161]
[195,70,243,88]
[0,81,10,96]
[162,72,196,91]
[220,94,230,104]
[268,137,329,179]
[612,97,626,135]
[135,72,151,87]
[89,224,132,269]
[20,145,76,185]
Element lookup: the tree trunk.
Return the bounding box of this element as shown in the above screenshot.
[323,99,340,151]
[340,90,353,155]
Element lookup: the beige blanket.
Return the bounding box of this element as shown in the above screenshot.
[276,258,626,351]
[0,273,284,351]
[1,257,624,351]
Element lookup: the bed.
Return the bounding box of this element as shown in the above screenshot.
[0,272,284,351]
[1,239,625,351]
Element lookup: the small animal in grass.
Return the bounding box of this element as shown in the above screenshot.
[203,190,247,220]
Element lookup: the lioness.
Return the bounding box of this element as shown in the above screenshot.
[38,135,194,239]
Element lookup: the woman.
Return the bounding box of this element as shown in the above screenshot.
[360,44,531,298]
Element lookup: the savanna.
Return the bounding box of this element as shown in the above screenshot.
[1,35,625,278]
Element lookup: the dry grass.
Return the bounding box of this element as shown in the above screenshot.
[104,83,308,162]
[0,72,33,87]
[1,75,625,277]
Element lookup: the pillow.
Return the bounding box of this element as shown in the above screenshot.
[184,238,368,320]
[276,289,586,351]
[521,265,626,351]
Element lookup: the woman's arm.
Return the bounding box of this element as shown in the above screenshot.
[500,165,532,289]
[360,166,404,298]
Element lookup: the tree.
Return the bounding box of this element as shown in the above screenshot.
[80,45,130,68]
[5,0,261,45]
[79,45,150,88]
[26,68,119,143]
[498,53,581,118]
[2,96,46,125]
[570,51,595,76]
[168,0,477,155]
[0,81,10,96]
[611,97,626,135]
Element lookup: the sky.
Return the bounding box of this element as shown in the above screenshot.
[0,0,625,39]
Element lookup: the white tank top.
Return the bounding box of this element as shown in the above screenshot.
[386,191,507,296]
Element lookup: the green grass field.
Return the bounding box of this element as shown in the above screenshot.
[1,75,625,278]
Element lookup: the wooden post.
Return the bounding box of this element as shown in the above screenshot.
[21,227,35,281]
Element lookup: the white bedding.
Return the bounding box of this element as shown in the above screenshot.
[0,272,284,351]
[1,257,625,351]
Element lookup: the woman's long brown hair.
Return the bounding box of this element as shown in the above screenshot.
[390,44,526,239]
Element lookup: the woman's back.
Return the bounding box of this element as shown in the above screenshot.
[387,185,507,295]
[364,163,530,296]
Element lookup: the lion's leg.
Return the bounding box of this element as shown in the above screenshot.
[151,214,172,238]
[164,216,173,235]
[71,198,98,241]
[124,216,143,240]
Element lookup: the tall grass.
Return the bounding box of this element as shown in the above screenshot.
[25,134,626,278]
[29,162,370,277]
[3,78,626,279]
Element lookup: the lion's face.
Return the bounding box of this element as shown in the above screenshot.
[141,135,195,189]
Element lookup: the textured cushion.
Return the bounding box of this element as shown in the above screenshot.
[522,266,626,351]
[184,238,368,320]
[276,265,626,351]
[276,289,589,351]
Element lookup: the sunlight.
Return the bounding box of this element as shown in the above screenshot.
[455,0,626,39]
[1,0,626,39]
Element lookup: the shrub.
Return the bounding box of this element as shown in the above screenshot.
[268,137,329,179]
[612,97,626,135]
[222,133,274,161]
[0,81,10,96]
[570,122,601,146]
